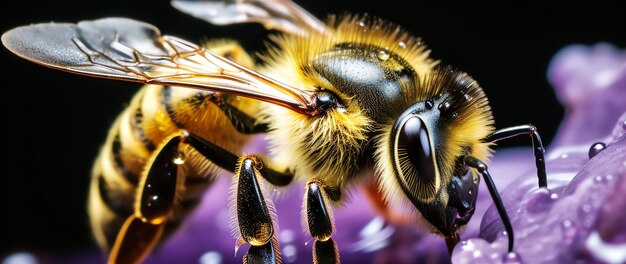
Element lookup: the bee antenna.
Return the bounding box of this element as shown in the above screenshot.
[463,155,515,253]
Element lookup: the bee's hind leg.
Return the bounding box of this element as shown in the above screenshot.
[108,133,186,264]
[304,179,341,264]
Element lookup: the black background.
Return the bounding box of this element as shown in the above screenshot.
[1,0,625,259]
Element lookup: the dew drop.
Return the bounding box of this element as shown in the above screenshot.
[398,41,407,48]
[3,252,38,264]
[283,245,298,263]
[550,193,559,200]
[490,252,502,260]
[622,119,626,130]
[173,152,186,165]
[502,252,523,264]
[582,204,591,213]
[464,94,473,101]
[561,219,577,239]
[280,229,295,244]
[357,21,366,28]
[594,175,604,182]
[199,251,222,264]
[377,50,389,61]
[588,142,606,159]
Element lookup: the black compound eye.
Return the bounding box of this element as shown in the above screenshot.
[394,116,439,202]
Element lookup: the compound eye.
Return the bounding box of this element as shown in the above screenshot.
[394,116,439,202]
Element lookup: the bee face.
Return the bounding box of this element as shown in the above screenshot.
[375,68,494,236]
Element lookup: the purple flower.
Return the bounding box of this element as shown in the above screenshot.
[6,43,625,264]
[453,43,626,264]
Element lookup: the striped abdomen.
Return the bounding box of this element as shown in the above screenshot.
[88,83,258,250]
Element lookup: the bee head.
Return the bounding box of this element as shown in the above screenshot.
[375,67,494,238]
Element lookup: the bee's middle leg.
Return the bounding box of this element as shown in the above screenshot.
[304,179,341,264]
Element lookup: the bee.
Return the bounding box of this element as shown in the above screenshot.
[2,0,548,263]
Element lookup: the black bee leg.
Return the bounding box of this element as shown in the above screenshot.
[483,124,547,188]
[210,96,270,134]
[109,133,185,264]
[304,179,340,264]
[464,156,514,252]
[184,133,293,186]
[232,155,282,264]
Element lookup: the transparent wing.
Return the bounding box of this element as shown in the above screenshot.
[171,0,328,35]
[1,18,317,115]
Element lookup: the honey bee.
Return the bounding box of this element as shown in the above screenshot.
[2,0,548,263]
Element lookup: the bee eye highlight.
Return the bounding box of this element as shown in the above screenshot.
[394,116,439,201]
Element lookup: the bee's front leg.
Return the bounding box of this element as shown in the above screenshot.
[304,179,340,264]
[232,155,286,264]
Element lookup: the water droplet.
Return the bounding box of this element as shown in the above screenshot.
[398,41,407,48]
[280,230,295,244]
[283,245,298,263]
[464,94,473,101]
[173,152,186,165]
[594,175,603,182]
[622,119,626,130]
[357,21,366,28]
[3,252,37,264]
[582,204,591,213]
[550,193,559,200]
[561,219,577,239]
[489,252,502,260]
[588,142,606,159]
[199,251,222,264]
[468,189,473,195]
[377,50,389,61]
[502,252,523,264]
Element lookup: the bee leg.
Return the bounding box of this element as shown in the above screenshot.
[483,124,547,188]
[202,40,269,134]
[232,155,282,263]
[464,156,515,253]
[304,179,340,264]
[209,96,269,134]
[184,133,293,186]
[108,134,185,264]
